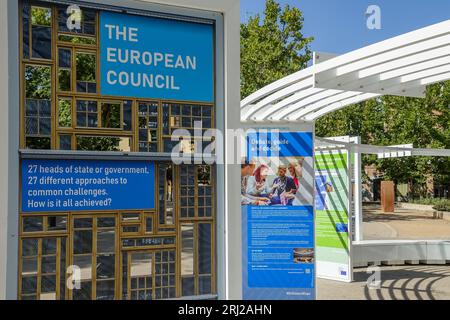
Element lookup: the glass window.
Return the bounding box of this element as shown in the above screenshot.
[97,230,115,253]
[181,224,194,277]
[58,98,72,127]
[23,216,43,232]
[145,216,153,233]
[47,216,67,231]
[76,52,96,93]
[23,4,30,59]
[76,100,97,128]
[31,7,52,60]
[59,134,72,150]
[198,223,212,274]
[121,213,141,223]
[101,102,122,129]
[76,136,131,152]
[74,230,92,254]
[24,65,52,149]
[22,238,38,257]
[138,102,159,152]
[58,6,97,37]
[97,217,115,228]
[123,100,133,131]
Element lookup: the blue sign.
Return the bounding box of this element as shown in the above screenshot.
[22,159,155,212]
[242,206,315,300]
[247,132,314,160]
[242,131,316,300]
[99,11,214,102]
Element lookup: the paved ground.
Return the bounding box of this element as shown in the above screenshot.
[363,207,450,240]
[317,207,450,300]
[317,265,450,300]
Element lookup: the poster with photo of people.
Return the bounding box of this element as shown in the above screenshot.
[241,131,316,300]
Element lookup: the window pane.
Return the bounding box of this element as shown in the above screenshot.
[25,65,51,99]
[23,4,30,59]
[76,52,96,93]
[41,275,56,293]
[97,217,115,228]
[42,238,57,255]
[32,26,52,59]
[22,258,38,276]
[145,217,153,233]
[72,281,91,300]
[58,48,71,68]
[123,100,132,131]
[41,256,56,274]
[76,136,131,152]
[96,280,115,300]
[198,223,212,274]
[23,216,43,232]
[21,276,37,295]
[122,225,140,233]
[74,218,92,229]
[73,230,92,254]
[181,224,194,276]
[58,69,71,91]
[73,255,92,281]
[97,230,115,253]
[58,99,72,127]
[121,213,140,223]
[47,216,67,231]
[96,254,115,279]
[181,277,195,297]
[198,166,211,185]
[101,102,121,128]
[58,34,96,45]
[59,135,72,151]
[25,137,51,150]
[31,7,51,26]
[22,238,38,257]
[199,275,212,295]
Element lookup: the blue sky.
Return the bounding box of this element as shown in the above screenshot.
[241,0,450,54]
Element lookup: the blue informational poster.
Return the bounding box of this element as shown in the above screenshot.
[241,131,316,300]
[22,159,155,212]
[99,11,214,102]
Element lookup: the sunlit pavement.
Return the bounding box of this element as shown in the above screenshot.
[317,265,450,300]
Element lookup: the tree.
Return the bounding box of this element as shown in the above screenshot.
[241,0,313,99]
[316,82,450,197]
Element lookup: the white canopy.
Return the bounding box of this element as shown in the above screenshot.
[241,19,450,122]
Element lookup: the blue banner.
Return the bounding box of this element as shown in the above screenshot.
[99,11,214,102]
[22,159,155,212]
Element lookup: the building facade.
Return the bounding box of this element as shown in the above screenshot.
[0,0,241,300]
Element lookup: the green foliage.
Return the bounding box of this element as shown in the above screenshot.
[240,0,313,99]
[316,82,450,193]
[433,200,450,212]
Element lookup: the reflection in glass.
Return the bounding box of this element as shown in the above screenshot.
[23,216,43,232]
[198,223,212,274]
[58,99,72,127]
[131,253,152,278]
[76,136,131,152]
[181,224,194,276]
[73,230,92,254]
[73,255,92,281]
[97,230,115,253]
[101,102,121,128]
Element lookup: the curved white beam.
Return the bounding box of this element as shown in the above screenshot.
[241,19,450,122]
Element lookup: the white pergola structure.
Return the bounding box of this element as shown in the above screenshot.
[241,20,450,270]
[241,19,450,123]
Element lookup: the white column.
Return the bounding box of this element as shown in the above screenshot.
[0,0,20,300]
